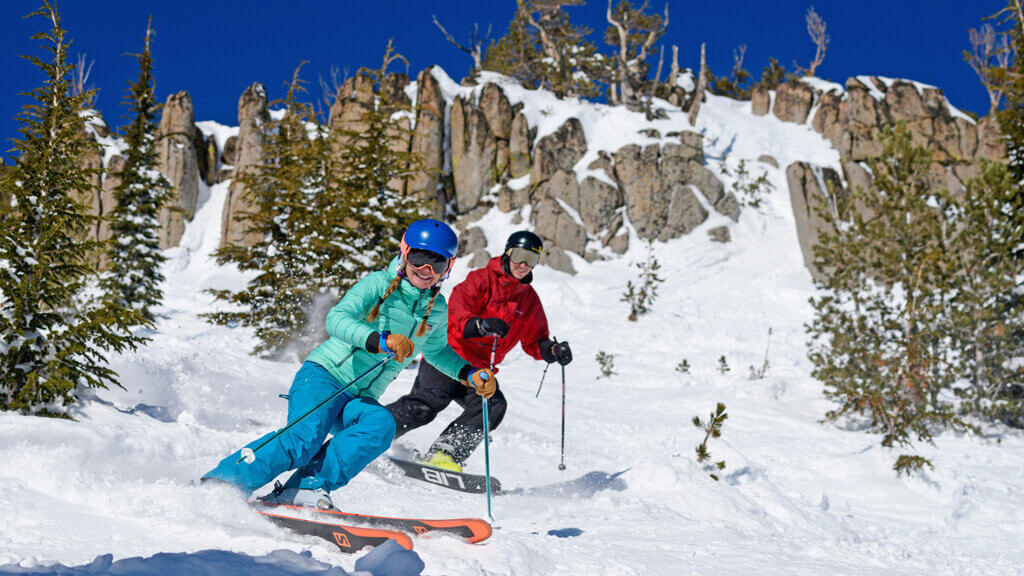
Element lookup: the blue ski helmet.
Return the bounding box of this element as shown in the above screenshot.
[400,219,459,280]
[401,219,458,258]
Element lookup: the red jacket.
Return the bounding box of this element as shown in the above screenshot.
[446,256,550,371]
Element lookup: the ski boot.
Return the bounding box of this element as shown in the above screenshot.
[423,450,463,473]
[260,480,334,510]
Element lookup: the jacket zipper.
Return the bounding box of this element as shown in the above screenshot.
[352,286,428,396]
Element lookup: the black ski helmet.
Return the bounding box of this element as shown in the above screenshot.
[505,230,543,255]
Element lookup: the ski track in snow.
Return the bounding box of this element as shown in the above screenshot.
[2,80,1024,576]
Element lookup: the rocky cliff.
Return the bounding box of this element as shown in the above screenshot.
[753,75,1004,279]
[81,67,999,280]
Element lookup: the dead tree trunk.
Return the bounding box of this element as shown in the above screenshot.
[688,42,706,127]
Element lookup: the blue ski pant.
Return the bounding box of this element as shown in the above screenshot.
[203,361,396,496]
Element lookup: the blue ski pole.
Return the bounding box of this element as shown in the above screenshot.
[481,334,499,520]
[238,354,393,464]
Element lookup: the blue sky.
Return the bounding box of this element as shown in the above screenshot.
[0,0,1006,153]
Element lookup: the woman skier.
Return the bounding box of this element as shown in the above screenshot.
[202,219,496,509]
[387,231,573,472]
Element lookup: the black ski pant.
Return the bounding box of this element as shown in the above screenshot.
[386,359,506,465]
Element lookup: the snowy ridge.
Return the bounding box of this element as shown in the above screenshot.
[1,73,1023,575]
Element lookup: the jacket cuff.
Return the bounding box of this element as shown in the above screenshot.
[365,332,381,353]
[458,364,474,382]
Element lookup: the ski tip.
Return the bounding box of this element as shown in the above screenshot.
[419,518,493,543]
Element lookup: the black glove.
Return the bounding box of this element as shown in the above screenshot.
[539,339,573,366]
[465,317,510,339]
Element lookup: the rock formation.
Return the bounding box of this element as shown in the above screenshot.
[221,83,269,248]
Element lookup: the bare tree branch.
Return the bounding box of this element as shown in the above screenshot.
[71,52,96,107]
[668,44,679,88]
[637,3,668,63]
[966,23,1011,114]
[732,44,747,80]
[380,39,409,76]
[804,6,828,77]
[645,46,664,120]
[318,65,348,112]
[432,15,489,72]
[607,0,670,109]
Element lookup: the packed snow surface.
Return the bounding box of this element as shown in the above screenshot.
[2,77,1022,576]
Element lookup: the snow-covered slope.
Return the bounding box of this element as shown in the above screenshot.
[1,81,1022,576]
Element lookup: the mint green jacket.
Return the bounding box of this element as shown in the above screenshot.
[305,256,471,399]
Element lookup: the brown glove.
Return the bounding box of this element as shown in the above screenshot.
[382,332,414,363]
[465,368,497,399]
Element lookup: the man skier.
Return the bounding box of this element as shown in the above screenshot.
[387,231,574,472]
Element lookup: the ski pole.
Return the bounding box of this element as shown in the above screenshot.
[238,354,393,464]
[482,334,499,520]
[558,363,567,471]
[534,337,555,398]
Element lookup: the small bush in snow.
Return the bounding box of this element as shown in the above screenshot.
[676,359,690,374]
[693,403,728,481]
[748,328,772,380]
[894,454,934,477]
[721,158,774,209]
[717,355,730,374]
[595,351,616,378]
[621,241,663,321]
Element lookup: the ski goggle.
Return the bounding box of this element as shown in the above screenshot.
[406,248,451,275]
[506,246,541,268]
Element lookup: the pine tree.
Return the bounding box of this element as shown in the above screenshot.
[756,57,789,90]
[621,240,663,321]
[991,2,1024,264]
[205,64,334,358]
[332,42,427,274]
[994,2,1024,183]
[482,8,543,88]
[0,2,148,416]
[483,1,610,99]
[101,17,172,321]
[807,124,974,472]
[0,159,10,221]
[944,161,1024,427]
[604,0,669,108]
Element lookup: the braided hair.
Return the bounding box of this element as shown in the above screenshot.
[366,274,402,323]
[365,273,442,338]
[415,287,441,337]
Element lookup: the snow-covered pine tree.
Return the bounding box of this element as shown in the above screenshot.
[807,124,974,474]
[206,64,333,358]
[332,41,427,274]
[101,17,172,321]
[995,1,1024,187]
[944,161,1024,427]
[0,2,149,416]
